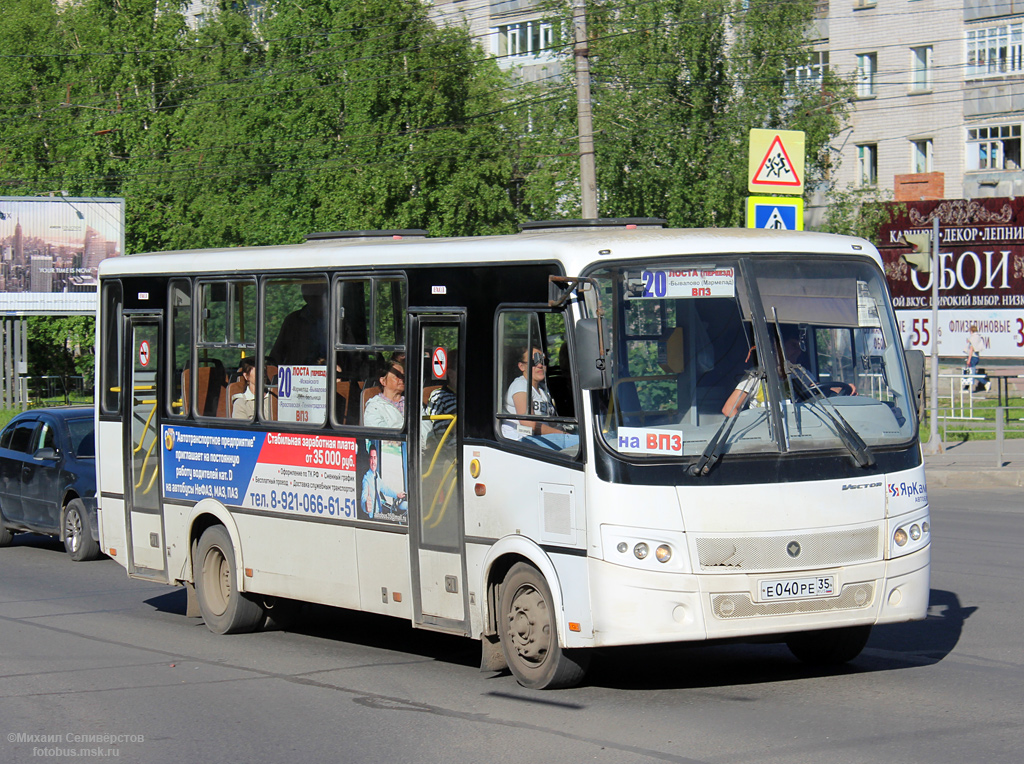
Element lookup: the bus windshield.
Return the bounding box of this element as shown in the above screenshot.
[586,255,917,461]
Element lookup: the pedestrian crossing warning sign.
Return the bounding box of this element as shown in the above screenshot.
[747,196,804,230]
[748,129,804,194]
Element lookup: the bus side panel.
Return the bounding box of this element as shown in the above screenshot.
[355,528,412,619]
[235,514,362,610]
[465,445,592,644]
[97,419,127,568]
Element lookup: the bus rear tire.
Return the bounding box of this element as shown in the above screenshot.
[498,562,589,689]
[786,624,872,665]
[195,525,264,635]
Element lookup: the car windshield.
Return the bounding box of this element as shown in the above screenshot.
[585,255,917,462]
[66,418,95,458]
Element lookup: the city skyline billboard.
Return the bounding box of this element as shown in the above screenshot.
[0,196,124,315]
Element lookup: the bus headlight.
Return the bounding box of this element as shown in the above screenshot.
[889,511,930,559]
[633,543,649,560]
[655,545,672,563]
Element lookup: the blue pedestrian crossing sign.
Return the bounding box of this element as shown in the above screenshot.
[747,196,804,231]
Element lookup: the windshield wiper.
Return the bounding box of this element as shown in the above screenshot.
[786,362,874,467]
[689,368,764,477]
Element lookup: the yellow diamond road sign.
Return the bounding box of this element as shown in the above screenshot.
[749,129,805,195]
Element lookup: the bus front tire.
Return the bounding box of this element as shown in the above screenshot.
[498,563,589,690]
[786,624,872,665]
[195,525,264,635]
[63,499,100,561]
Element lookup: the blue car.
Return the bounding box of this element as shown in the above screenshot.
[0,406,100,561]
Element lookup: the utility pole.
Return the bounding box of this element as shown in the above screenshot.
[923,214,944,454]
[573,0,598,219]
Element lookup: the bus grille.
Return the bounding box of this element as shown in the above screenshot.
[711,583,875,619]
[695,527,879,572]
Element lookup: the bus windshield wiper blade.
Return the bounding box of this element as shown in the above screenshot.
[787,363,875,468]
[689,369,763,477]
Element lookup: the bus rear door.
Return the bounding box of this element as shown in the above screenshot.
[124,316,167,579]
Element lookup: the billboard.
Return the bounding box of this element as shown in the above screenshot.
[878,197,1024,360]
[0,196,124,315]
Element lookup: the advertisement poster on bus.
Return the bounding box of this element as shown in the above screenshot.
[879,197,1024,359]
[161,425,408,527]
[0,196,124,313]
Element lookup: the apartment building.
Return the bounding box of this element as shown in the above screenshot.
[822,0,1024,205]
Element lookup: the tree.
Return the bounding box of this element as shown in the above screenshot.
[526,0,851,227]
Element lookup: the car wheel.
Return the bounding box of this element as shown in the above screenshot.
[497,562,589,689]
[194,525,264,635]
[63,499,101,561]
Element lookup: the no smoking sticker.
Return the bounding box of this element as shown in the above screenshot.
[431,347,448,379]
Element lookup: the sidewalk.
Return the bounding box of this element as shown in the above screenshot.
[922,437,1024,488]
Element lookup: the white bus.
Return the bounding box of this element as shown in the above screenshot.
[96,220,931,689]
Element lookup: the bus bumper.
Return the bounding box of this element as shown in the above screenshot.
[586,544,930,648]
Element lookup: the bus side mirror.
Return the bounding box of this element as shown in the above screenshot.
[905,348,925,401]
[575,318,611,390]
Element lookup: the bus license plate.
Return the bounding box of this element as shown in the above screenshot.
[758,576,834,602]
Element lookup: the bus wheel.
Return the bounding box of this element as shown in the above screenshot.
[63,500,100,561]
[786,625,872,665]
[0,516,12,547]
[498,563,589,689]
[195,526,264,635]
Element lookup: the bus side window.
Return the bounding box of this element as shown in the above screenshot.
[263,276,328,425]
[196,279,256,420]
[168,280,191,418]
[495,310,579,456]
[333,277,406,429]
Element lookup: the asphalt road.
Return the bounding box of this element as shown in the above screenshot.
[1,486,1021,764]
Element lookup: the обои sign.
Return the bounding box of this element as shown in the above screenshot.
[879,198,1024,358]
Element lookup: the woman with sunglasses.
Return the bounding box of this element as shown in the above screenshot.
[504,346,578,451]
[364,358,407,429]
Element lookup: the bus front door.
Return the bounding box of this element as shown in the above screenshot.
[125,318,167,579]
[410,314,468,634]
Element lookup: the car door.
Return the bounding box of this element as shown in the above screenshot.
[0,418,40,528]
[20,415,64,533]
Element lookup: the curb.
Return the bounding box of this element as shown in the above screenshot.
[925,468,1024,489]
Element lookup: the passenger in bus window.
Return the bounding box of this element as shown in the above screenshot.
[503,346,578,451]
[363,358,406,429]
[231,357,272,419]
[269,282,327,365]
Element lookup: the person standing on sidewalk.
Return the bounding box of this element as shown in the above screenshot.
[965,325,989,392]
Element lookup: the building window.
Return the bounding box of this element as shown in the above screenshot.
[856,53,877,97]
[967,124,1022,170]
[495,20,556,60]
[911,46,932,91]
[967,24,1023,78]
[911,139,933,173]
[858,144,878,186]
[786,50,829,90]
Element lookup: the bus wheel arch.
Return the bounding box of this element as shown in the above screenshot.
[497,561,589,689]
[193,523,264,635]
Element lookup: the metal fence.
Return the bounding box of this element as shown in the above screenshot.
[25,375,94,407]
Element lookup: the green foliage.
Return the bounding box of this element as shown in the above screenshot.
[26,315,96,381]
[0,0,851,248]
[819,185,903,241]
